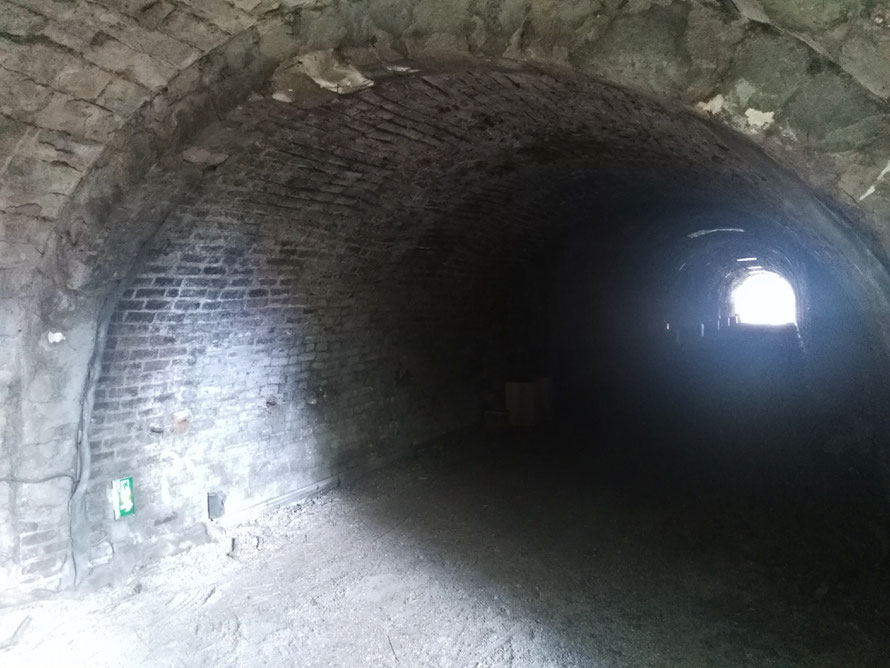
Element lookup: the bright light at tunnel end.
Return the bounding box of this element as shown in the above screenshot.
[731,271,797,326]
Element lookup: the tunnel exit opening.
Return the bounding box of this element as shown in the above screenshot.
[731,270,797,326]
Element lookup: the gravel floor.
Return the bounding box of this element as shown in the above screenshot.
[2,429,889,667]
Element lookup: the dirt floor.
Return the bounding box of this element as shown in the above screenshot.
[2,428,889,667]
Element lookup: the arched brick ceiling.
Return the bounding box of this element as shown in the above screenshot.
[97,67,890,353]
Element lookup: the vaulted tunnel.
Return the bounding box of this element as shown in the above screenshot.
[5,9,890,660]
[79,68,890,601]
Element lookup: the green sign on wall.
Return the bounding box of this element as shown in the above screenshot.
[112,476,135,520]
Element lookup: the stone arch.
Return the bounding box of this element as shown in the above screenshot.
[3,0,890,599]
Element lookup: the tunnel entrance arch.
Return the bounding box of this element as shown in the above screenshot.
[4,0,890,602]
[3,58,890,601]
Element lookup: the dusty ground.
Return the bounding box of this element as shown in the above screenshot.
[2,429,889,667]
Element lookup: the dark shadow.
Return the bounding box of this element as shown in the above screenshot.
[80,68,890,666]
[340,251,890,664]
[342,387,890,665]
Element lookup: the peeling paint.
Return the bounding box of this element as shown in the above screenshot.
[696,94,724,114]
[860,160,890,201]
[292,50,373,95]
[181,147,228,167]
[385,65,420,74]
[744,108,775,129]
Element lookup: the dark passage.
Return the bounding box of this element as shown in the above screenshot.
[473,182,890,663]
[12,70,889,666]
[440,316,890,664]
[11,197,890,667]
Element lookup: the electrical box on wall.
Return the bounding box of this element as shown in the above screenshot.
[112,476,135,520]
[207,492,226,520]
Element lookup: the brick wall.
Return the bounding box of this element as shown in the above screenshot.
[87,198,487,566]
[85,73,573,570]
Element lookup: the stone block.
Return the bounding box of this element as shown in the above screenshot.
[160,10,228,52]
[2,3,48,36]
[41,17,100,51]
[783,71,888,151]
[0,212,52,248]
[2,155,82,198]
[839,32,890,100]
[96,77,151,116]
[0,39,72,88]
[86,34,176,91]
[0,116,34,161]
[0,70,52,120]
[684,3,746,96]
[725,30,812,111]
[33,92,121,143]
[54,63,114,101]
[21,555,63,576]
[182,0,253,34]
[9,0,77,22]
[0,155,79,218]
[577,2,693,96]
[90,9,202,69]
[32,130,103,172]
